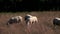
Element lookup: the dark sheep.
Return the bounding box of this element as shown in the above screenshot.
[53,18,60,26]
[7,16,23,25]
[7,18,17,25]
[53,18,60,27]
[53,19,60,25]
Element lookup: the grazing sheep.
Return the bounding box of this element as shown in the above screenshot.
[53,17,60,28]
[53,17,60,26]
[7,17,16,25]
[7,16,23,25]
[28,16,38,24]
[25,14,38,26]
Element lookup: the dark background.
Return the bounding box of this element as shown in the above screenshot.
[0,0,60,12]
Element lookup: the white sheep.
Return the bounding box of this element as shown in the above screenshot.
[25,14,38,26]
[28,16,38,25]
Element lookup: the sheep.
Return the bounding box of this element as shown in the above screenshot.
[7,16,23,25]
[53,17,60,28]
[27,16,38,25]
[25,14,38,26]
[7,17,16,25]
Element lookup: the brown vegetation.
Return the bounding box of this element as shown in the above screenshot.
[0,11,60,34]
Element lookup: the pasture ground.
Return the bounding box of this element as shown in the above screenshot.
[0,11,60,34]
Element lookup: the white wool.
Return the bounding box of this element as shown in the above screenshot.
[55,17,60,20]
[10,16,23,23]
[18,16,22,22]
[28,16,38,24]
[25,15,38,25]
[11,17,15,19]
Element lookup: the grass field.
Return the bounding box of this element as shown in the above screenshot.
[0,11,60,34]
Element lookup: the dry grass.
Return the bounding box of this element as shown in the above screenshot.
[0,11,60,34]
